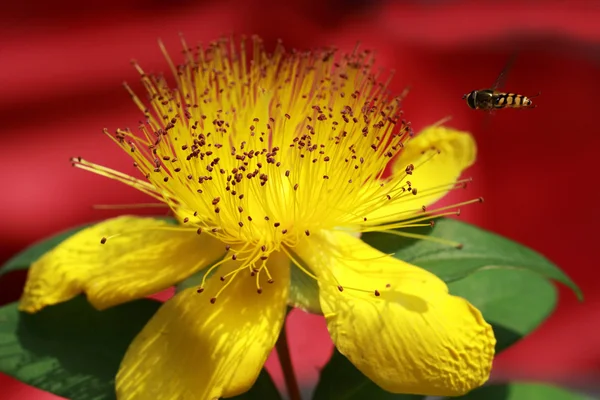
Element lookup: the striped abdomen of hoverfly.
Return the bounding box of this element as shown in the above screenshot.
[492,91,533,109]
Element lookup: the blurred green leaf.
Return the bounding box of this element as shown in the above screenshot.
[0,296,160,400]
[313,349,425,400]
[448,268,556,352]
[0,224,91,276]
[362,218,581,300]
[456,382,590,399]
[0,296,281,400]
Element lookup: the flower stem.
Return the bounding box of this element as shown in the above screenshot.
[275,317,302,400]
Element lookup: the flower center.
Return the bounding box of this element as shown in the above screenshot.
[73,36,482,302]
[79,37,419,251]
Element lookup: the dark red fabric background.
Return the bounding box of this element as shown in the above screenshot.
[2,0,600,398]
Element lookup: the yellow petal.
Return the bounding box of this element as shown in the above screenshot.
[366,125,476,223]
[20,216,225,312]
[116,252,290,400]
[295,230,495,396]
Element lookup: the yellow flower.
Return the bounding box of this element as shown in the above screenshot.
[19,37,495,399]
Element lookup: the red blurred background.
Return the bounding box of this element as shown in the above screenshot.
[2,0,600,398]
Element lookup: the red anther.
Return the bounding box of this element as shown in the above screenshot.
[197,288,204,293]
[100,237,107,244]
[374,290,381,297]
[210,297,217,304]
[337,285,344,292]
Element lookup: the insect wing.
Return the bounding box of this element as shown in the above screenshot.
[491,52,518,91]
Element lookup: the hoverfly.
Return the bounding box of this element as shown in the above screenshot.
[463,54,539,111]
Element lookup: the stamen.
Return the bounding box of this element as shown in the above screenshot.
[198,257,235,292]
[362,210,460,231]
[73,36,484,306]
[431,115,453,127]
[378,229,463,248]
[364,196,482,225]
[99,226,196,244]
[210,266,246,304]
[92,203,170,210]
[280,247,319,281]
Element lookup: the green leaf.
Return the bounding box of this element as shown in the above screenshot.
[361,218,582,300]
[456,382,590,399]
[0,224,91,276]
[0,217,179,277]
[0,295,282,400]
[313,349,425,400]
[448,268,556,352]
[0,296,160,400]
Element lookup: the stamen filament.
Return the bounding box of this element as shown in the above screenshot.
[93,203,169,210]
[100,226,196,244]
[75,36,482,307]
[377,229,462,248]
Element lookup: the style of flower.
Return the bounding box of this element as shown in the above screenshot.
[20,36,495,399]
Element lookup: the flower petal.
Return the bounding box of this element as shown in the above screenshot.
[19,216,226,312]
[295,230,495,396]
[116,252,290,400]
[366,126,476,223]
